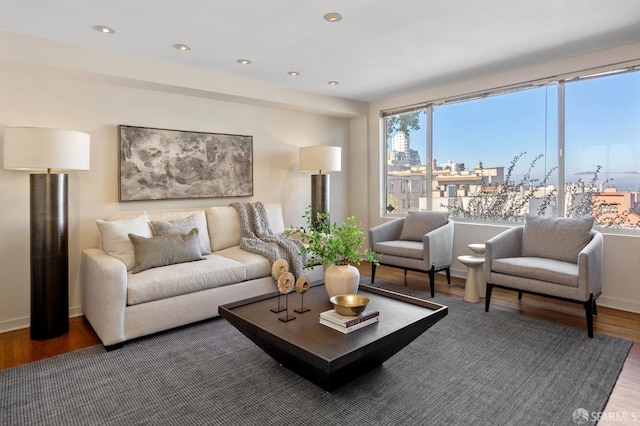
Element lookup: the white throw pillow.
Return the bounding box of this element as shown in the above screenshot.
[96,213,152,271]
[205,206,241,251]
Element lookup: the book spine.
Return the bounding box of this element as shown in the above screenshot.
[320,311,379,327]
[320,317,379,333]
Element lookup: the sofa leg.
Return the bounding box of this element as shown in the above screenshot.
[485,284,494,312]
[371,263,376,283]
[593,299,598,317]
[445,267,451,285]
[518,291,523,300]
[584,294,594,338]
[428,268,435,298]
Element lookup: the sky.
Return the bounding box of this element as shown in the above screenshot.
[392,71,640,191]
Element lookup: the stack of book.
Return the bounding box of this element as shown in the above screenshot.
[319,309,379,334]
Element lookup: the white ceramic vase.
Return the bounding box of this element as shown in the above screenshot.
[324,264,360,298]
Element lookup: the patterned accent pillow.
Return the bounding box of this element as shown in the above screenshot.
[128,228,204,274]
[151,214,211,255]
[522,214,594,263]
[96,214,152,271]
[399,211,450,242]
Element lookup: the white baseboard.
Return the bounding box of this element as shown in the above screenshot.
[597,296,640,315]
[0,305,83,334]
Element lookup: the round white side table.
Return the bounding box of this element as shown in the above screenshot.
[468,243,486,256]
[467,243,486,295]
[458,255,486,303]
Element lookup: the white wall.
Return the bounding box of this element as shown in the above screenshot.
[358,42,640,313]
[0,63,355,332]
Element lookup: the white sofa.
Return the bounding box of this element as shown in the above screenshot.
[81,203,322,349]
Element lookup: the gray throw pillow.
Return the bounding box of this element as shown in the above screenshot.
[151,214,211,255]
[128,228,204,274]
[399,211,450,242]
[522,214,594,263]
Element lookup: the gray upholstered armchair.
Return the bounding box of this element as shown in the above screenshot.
[484,214,603,338]
[369,211,454,297]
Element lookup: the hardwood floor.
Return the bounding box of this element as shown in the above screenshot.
[1,263,638,421]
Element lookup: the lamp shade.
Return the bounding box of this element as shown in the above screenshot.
[4,127,90,172]
[299,146,341,173]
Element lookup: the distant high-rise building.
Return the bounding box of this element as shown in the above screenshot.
[391,132,410,152]
[389,132,421,166]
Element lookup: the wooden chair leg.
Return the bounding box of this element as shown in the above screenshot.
[445,267,451,285]
[584,294,594,338]
[428,268,435,298]
[593,299,598,317]
[485,283,494,312]
[371,263,376,283]
[518,291,523,300]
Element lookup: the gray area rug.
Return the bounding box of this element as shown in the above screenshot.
[1,280,631,426]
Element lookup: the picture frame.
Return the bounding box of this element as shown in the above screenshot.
[118,125,253,201]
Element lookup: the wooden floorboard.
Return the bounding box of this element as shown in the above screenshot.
[1,263,638,420]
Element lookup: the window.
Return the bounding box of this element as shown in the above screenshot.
[432,86,558,221]
[565,70,640,228]
[384,110,427,215]
[381,65,640,230]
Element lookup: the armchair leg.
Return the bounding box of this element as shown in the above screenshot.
[518,291,523,300]
[485,283,494,312]
[583,294,594,338]
[428,268,435,298]
[445,267,451,285]
[371,263,377,283]
[593,299,598,317]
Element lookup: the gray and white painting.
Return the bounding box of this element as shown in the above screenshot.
[119,125,253,201]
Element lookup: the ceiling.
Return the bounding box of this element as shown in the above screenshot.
[2,0,640,103]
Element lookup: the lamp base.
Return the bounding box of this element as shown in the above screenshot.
[311,174,330,229]
[30,174,69,340]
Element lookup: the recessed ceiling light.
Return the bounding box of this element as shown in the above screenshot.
[94,25,115,34]
[237,59,252,65]
[328,81,339,86]
[324,12,342,22]
[174,44,191,51]
[288,71,300,77]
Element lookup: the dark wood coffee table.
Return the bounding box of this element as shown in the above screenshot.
[219,283,448,391]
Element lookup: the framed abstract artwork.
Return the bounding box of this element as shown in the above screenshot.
[118,125,253,201]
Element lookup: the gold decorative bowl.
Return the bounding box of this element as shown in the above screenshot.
[330,294,370,316]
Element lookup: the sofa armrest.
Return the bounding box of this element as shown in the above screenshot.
[424,219,454,269]
[369,218,404,249]
[578,231,603,301]
[81,248,128,346]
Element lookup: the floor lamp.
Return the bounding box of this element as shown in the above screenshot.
[299,146,341,228]
[3,127,90,340]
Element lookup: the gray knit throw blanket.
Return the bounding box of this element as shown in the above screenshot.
[230,202,306,278]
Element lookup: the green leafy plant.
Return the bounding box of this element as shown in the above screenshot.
[287,206,380,269]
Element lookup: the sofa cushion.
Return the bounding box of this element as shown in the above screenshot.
[129,228,204,274]
[96,213,153,271]
[126,254,247,305]
[150,214,211,255]
[206,206,241,251]
[216,245,271,280]
[399,211,450,242]
[373,240,423,260]
[522,214,594,263]
[492,257,579,287]
[263,203,286,235]
[146,210,212,254]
